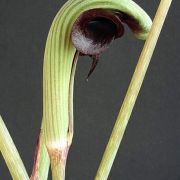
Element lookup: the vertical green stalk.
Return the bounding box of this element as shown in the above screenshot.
[30,51,78,180]
[0,116,29,180]
[95,0,172,179]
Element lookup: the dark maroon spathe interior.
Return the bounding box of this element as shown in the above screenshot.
[71,8,141,78]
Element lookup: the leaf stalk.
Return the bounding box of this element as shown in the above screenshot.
[95,0,172,179]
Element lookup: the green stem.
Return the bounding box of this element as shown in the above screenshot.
[95,0,172,179]
[0,116,29,180]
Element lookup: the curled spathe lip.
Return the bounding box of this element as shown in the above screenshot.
[71,8,146,57]
[71,8,149,78]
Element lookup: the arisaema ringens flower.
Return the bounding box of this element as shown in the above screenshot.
[38,0,152,179]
